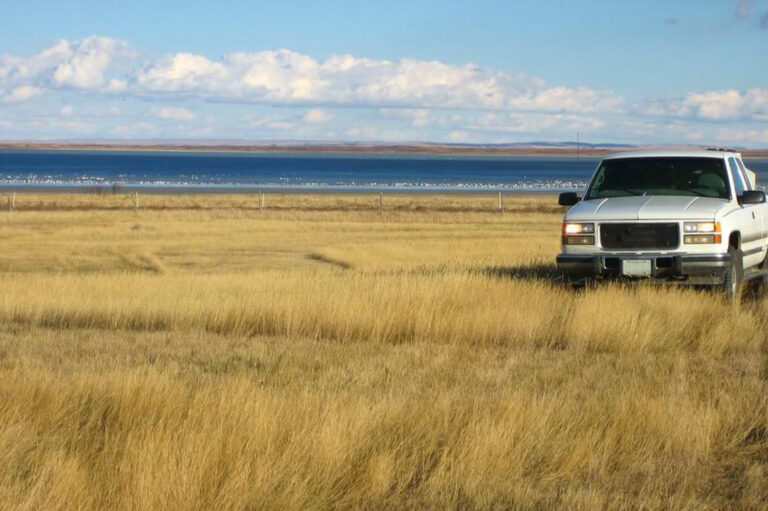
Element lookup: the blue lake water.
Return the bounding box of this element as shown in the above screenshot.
[1,149,767,192]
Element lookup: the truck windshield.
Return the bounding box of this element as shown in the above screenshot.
[586,157,729,200]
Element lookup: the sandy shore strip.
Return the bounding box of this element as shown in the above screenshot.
[0,182,574,194]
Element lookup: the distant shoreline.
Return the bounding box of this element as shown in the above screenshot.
[0,183,564,195]
[0,141,621,158]
[3,141,767,158]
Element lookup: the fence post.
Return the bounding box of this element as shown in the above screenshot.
[498,192,504,214]
[9,192,15,211]
[259,191,264,213]
[379,192,383,214]
[133,192,139,211]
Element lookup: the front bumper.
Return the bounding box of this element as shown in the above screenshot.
[556,252,730,285]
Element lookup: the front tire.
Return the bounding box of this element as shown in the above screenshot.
[723,246,743,302]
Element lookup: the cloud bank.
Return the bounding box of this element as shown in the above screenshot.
[0,36,133,100]
[0,37,623,113]
[1,36,767,145]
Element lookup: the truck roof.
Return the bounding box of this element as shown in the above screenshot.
[603,150,742,160]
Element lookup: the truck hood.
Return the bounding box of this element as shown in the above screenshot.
[565,196,732,222]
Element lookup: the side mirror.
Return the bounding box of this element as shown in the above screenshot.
[739,190,766,205]
[558,192,580,206]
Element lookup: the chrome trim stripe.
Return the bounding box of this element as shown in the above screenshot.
[680,254,729,260]
[557,253,731,261]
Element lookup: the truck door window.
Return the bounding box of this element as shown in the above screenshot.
[728,157,746,197]
[736,158,753,190]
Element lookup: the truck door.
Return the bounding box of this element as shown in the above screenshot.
[729,157,764,267]
[737,157,767,239]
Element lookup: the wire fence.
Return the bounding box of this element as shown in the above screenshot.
[3,190,563,215]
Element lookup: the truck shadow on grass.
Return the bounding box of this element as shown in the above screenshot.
[480,263,564,284]
[480,263,768,303]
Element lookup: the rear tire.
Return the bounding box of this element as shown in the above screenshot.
[723,246,743,302]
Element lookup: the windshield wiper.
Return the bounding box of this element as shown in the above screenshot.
[590,188,641,198]
[670,187,715,198]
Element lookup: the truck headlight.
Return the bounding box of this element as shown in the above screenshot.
[683,222,721,244]
[563,222,595,234]
[683,222,720,233]
[562,222,595,245]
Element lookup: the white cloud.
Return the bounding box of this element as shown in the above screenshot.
[110,121,156,137]
[107,79,127,92]
[153,106,196,120]
[460,111,605,134]
[265,121,297,130]
[715,126,768,144]
[683,88,768,120]
[136,53,228,93]
[620,119,706,142]
[244,115,298,131]
[51,37,132,88]
[343,124,421,141]
[60,105,74,116]
[447,130,470,142]
[637,97,692,117]
[3,85,44,102]
[0,114,98,135]
[134,49,506,107]
[232,50,325,100]
[507,86,625,113]
[131,48,622,113]
[380,108,431,126]
[0,36,133,94]
[636,88,768,122]
[302,108,331,123]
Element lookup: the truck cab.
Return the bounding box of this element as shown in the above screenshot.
[556,150,768,299]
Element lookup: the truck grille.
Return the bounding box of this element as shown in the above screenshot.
[600,223,679,250]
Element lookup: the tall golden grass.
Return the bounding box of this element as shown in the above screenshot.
[0,193,767,509]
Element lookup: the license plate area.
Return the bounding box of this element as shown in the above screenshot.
[622,259,652,277]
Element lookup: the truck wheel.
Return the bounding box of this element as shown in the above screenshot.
[723,247,743,302]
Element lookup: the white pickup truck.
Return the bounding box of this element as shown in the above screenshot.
[556,150,768,299]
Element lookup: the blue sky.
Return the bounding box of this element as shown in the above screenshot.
[1,0,768,145]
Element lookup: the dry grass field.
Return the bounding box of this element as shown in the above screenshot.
[0,192,767,510]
